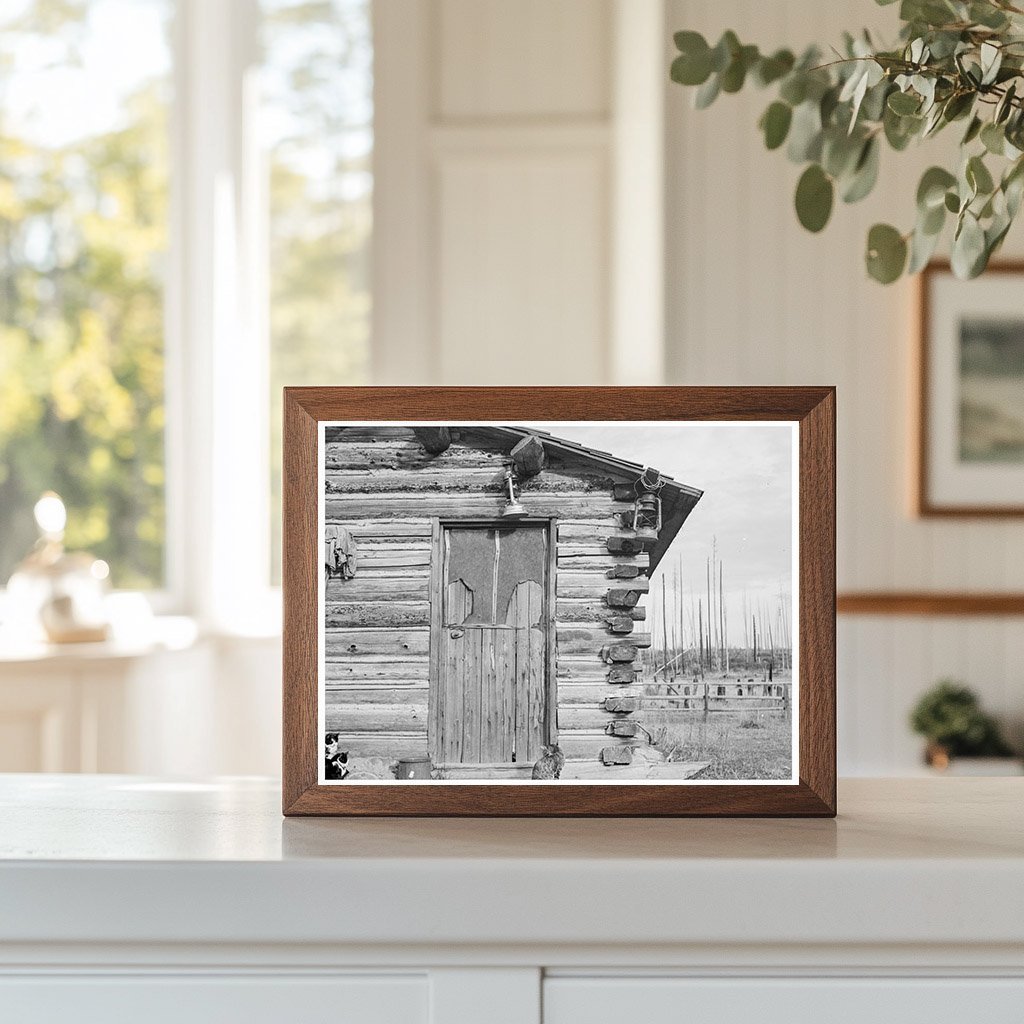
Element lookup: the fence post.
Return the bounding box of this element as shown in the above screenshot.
[703,681,709,723]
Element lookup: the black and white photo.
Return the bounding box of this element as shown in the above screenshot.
[317,420,798,784]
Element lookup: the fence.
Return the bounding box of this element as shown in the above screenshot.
[640,680,791,718]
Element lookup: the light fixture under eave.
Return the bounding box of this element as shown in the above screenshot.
[501,464,527,518]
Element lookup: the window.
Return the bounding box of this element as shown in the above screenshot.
[0,0,373,612]
[262,0,372,580]
[0,0,172,589]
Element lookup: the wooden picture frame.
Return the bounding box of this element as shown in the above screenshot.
[283,387,836,817]
[917,260,1024,517]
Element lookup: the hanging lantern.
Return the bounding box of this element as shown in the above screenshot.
[500,464,527,519]
[629,468,663,546]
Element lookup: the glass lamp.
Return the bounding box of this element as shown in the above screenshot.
[5,492,111,644]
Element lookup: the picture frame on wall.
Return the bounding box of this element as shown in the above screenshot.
[917,261,1024,517]
[282,387,836,817]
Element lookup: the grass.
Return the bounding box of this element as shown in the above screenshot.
[648,710,792,780]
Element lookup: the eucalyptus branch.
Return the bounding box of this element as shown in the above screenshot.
[670,0,1024,283]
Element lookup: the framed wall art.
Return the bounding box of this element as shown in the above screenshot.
[282,387,835,816]
[918,261,1024,517]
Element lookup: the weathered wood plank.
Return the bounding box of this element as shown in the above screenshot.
[324,441,507,471]
[324,601,430,629]
[327,495,630,521]
[556,600,645,623]
[325,426,417,441]
[325,467,618,494]
[557,629,651,654]
[556,655,646,679]
[356,551,431,569]
[324,702,429,732]
[320,734,430,760]
[556,708,642,731]
[558,570,631,589]
[325,628,429,657]
[555,684,642,704]
[323,684,430,704]
[324,659,428,681]
[344,520,433,538]
[558,545,649,563]
[325,579,430,602]
[556,732,636,759]
[339,537,432,551]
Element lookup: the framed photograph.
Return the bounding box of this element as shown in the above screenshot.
[918,261,1024,516]
[282,387,835,816]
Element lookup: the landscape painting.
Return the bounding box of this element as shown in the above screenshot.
[318,421,797,784]
[959,317,1024,463]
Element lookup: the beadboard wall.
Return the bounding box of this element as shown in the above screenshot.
[665,0,1024,772]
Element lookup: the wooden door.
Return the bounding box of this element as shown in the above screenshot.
[435,524,548,764]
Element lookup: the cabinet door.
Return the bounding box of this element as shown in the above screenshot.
[0,974,427,1024]
[544,977,1024,1024]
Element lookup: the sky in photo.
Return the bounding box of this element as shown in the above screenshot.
[522,421,796,648]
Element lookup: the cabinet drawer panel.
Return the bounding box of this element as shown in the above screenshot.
[0,975,427,1024]
[544,977,1024,1023]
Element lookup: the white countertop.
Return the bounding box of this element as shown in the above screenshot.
[1,775,1022,952]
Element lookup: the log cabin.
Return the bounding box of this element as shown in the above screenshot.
[323,425,703,779]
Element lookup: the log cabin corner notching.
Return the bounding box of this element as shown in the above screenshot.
[323,426,703,777]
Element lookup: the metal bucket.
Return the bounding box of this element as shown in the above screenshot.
[396,758,432,780]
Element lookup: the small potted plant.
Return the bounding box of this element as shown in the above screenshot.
[909,680,1018,773]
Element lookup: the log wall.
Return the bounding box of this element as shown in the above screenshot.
[322,426,658,768]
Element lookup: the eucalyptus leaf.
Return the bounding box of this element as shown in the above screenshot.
[917,166,957,210]
[962,115,983,145]
[754,49,795,87]
[981,121,1005,155]
[760,101,793,150]
[795,164,834,232]
[694,73,721,109]
[787,101,823,162]
[842,137,881,203]
[908,221,942,273]
[952,211,987,278]
[980,42,1002,86]
[967,154,995,195]
[866,223,908,283]
[888,90,921,115]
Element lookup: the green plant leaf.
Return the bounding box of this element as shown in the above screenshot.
[908,221,942,273]
[694,73,721,109]
[753,49,795,87]
[944,190,960,213]
[842,137,880,203]
[981,121,1005,155]
[951,211,986,278]
[795,164,834,232]
[866,223,907,283]
[962,115,983,145]
[970,2,1009,29]
[760,101,792,150]
[787,101,823,162]
[710,30,740,73]
[779,74,807,106]
[917,166,957,210]
[888,90,921,115]
[671,31,713,86]
[967,154,995,196]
